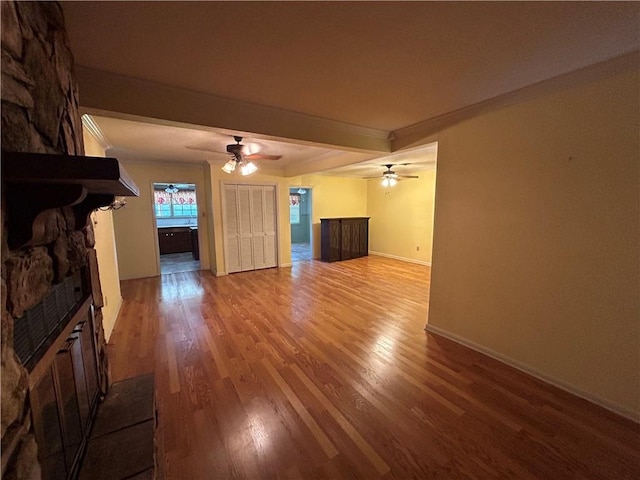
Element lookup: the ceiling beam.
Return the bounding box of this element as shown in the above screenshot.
[75,66,391,154]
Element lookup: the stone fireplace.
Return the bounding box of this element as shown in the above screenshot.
[1,2,137,478]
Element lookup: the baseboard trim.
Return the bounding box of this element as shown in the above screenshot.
[280,262,292,268]
[425,324,639,423]
[369,251,431,266]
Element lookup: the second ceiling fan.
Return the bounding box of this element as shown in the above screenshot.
[365,164,419,187]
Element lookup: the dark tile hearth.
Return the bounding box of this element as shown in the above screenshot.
[79,374,156,480]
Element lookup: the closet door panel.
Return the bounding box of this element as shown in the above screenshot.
[263,186,277,268]
[223,185,241,273]
[264,236,277,267]
[251,187,266,269]
[238,186,254,271]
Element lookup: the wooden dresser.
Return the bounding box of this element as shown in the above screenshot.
[320,217,370,262]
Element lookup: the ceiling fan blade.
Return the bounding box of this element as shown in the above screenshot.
[398,175,420,179]
[245,153,282,161]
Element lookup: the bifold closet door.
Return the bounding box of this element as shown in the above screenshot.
[251,185,277,269]
[223,184,278,274]
[223,184,242,273]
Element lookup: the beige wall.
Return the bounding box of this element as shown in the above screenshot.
[367,170,436,264]
[112,161,211,279]
[82,131,122,340]
[427,67,640,418]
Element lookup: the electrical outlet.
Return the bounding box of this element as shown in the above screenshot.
[416,246,420,251]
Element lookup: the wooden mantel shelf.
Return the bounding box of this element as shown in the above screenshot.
[1,151,139,249]
[1,151,139,196]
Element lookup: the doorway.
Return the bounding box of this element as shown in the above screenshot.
[289,187,312,262]
[153,182,200,274]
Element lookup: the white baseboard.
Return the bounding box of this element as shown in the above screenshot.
[425,324,640,423]
[369,251,431,266]
[280,262,292,268]
[215,270,227,277]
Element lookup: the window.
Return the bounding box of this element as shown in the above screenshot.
[154,189,197,218]
[289,194,301,224]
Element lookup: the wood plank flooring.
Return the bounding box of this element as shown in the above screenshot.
[109,256,640,479]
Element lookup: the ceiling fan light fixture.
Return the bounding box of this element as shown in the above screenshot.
[382,177,397,188]
[240,161,257,176]
[222,159,236,173]
[164,184,179,193]
[297,188,307,194]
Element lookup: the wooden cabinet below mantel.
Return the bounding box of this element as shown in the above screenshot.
[320,217,369,262]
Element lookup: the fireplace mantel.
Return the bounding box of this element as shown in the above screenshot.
[1,151,139,249]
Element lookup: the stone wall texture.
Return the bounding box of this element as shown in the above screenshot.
[1,2,108,478]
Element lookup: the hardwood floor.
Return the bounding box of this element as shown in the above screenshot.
[109,256,640,479]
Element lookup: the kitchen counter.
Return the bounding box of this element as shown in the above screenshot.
[157,225,197,229]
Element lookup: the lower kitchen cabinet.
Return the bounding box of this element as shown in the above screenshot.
[157,227,191,254]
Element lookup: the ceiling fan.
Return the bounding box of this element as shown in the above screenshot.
[186,135,282,161]
[366,164,419,187]
[187,135,282,176]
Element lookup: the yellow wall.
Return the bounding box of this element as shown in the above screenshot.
[427,67,640,418]
[82,131,122,340]
[294,175,368,259]
[366,170,436,264]
[112,161,211,279]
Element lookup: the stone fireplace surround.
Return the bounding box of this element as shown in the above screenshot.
[1,2,137,478]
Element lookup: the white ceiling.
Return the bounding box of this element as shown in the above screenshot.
[88,115,343,172]
[62,2,639,177]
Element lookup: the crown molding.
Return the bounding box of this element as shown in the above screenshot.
[81,114,113,150]
[392,50,640,150]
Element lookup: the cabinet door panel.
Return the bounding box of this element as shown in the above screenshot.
[322,218,369,262]
[55,347,83,470]
[31,368,68,479]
